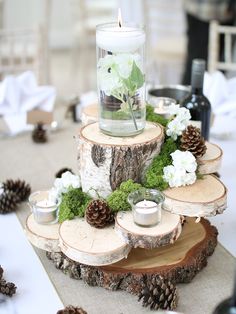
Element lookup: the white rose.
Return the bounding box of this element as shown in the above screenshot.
[171,150,197,173]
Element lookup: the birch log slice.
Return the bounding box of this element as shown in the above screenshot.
[198,142,223,174]
[78,121,164,198]
[25,214,60,252]
[163,175,227,218]
[47,218,218,291]
[81,103,98,125]
[115,211,182,249]
[59,218,131,266]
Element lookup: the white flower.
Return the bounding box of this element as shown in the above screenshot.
[176,107,191,125]
[183,172,197,185]
[171,150,197,173]
[166,119,186,140]
[116,53,141,78]
[50,171,81,202]
[163,165,186,188]
[167,104,180,115]
[97,55,122,96]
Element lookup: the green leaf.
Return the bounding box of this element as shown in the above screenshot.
[122,61,145,94]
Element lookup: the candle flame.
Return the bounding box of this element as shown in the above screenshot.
[118,8,122,27]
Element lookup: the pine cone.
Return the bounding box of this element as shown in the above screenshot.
[55,168,74,178]
[85,199,114,228]
[0,266,3,280]
[32,123,47,143]
[57,305,87,314]
[0,191,18,214]
[0,279,17,297]
[138,275,178,311]
[3,179,31,202]
[180,125,207,158]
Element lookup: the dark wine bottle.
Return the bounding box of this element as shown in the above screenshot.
[181,59,211,140]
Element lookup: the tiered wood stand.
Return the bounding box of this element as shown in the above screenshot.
[25,121,227,309]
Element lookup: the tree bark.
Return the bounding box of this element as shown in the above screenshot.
[78,122,164,198]
[47,218,218,295]
[198,142,223,175]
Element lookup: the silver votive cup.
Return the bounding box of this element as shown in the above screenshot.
[128,188,164,227]
[28,190,58,224]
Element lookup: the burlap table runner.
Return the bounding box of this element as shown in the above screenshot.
[1,121,235,314]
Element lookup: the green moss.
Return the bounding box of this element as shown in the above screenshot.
[144,138,178,191]
[107,179,142,213]
[58,188,92,223]
[146,104,169,127]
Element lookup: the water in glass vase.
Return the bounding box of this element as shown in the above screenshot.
[96,22,146,137]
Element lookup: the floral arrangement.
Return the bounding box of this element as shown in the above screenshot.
[98,53,145,128]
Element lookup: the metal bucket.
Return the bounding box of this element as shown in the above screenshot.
[148,85,191,105]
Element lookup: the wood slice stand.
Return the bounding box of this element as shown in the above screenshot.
[46,218,218,294]
[59,218,131,266]
[198,142,223,174]
[78,122,164,198]
[25,214,60,252]
[81,103,98,125]
[115,211,182,249]
[163,175,227,218]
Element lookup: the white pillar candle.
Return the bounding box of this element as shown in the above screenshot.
[96,10,145,53]
[133,199,161,227]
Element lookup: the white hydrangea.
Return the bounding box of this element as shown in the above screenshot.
[48,171,81,203]
[166,105,191,140]
[171,150,197,173]
[163,150,197,188]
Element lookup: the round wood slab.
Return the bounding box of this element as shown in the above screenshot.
[81,103,98,125]
[198,142,223,174]
[78,121,164,198]
[115,211,182,249]
[47,218,218,293]
[25,214,60,252]
[59,218,131,266]
[163,175,227,218]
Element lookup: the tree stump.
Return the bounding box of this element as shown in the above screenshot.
[115,211,182,249]
[81,103,98,125]
[25,214,60,252]
[59,218,131,266]
[47,218,218,294]
[163,175,227,218]
[78,122,164,198]
[198,142,223,175]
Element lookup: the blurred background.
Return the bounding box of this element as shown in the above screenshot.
[0,0,187,101]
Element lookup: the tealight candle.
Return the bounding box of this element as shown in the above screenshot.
[128,188,164,227]
[150,97,176,119]
[28,191,58,224]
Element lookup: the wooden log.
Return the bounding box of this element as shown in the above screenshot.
[25,214,60,252]
[163,175,227,218]
[59,218,131,266]
[115,211,182,249]
[81,103,98,125]
[47,218,218,294]
[198,142,223,175]
[78,122,164,198]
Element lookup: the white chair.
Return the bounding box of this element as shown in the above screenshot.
[0,26,49,84]
[142,0,186,85]
[208,20,236,73]
[70,0,118,93]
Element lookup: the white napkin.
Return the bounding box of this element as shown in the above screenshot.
[204,71,236,137]
[0,71,56,135]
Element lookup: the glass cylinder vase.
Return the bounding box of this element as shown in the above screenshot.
[96,22,146,137]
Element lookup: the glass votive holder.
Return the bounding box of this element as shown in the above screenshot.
[150,97,176,119]
[28,190,58,224]
[128,188,164,227]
